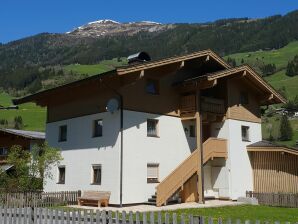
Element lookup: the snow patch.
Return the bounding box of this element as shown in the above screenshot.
[88,19,120,25]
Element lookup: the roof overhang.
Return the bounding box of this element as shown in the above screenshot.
[116,50,230,75]
[0,128,45,140]
[247,146,298,156]
[177,65,286,105]
[12,49,230,106]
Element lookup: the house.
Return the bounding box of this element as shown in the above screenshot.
[0,128,45,172]
[13,49,293,207]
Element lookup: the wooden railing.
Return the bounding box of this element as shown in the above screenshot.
[156,137,227,206]
[180,95,225,118]
[180,94,196,117]
[201,97,225,114]
[203,137,228,164]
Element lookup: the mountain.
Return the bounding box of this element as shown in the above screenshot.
[67,19,174,37]
[0,10,298,95]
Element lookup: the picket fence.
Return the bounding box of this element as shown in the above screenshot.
[246,191,298,208]
[0,191,80,207]
[0,206,293,224]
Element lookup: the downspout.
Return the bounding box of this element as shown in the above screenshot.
[100,78,124,207]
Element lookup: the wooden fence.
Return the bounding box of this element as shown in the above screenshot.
[0,206,290,224]
[0,191,80,207]
[247,191,298,208]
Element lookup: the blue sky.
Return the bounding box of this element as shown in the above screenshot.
[1,0,298,43]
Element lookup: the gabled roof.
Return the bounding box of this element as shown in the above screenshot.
[247,140,298,156]
[116,49,230,75]
[177,65,286,104]
[12,49,230,105]
[0,128,45,140]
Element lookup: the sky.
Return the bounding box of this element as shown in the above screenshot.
[1,0,298,43]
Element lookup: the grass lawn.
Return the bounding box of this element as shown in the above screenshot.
[262,115,298,147]
[0,92,46,131]
[64,58,127,76]
[226,41,298,70]
[226,41,298,100]
[54,205,298,223]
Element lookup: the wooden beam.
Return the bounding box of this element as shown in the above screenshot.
[198,79,217,89]
[196,90,205,204]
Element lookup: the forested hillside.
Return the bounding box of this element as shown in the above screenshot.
[0,10,298,96]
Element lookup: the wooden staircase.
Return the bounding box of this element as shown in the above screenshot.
[155,137,227,207]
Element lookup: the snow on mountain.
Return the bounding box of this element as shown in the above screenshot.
[67,20,174,38]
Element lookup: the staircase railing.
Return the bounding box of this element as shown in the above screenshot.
[203,137,228,164]
[156,137,228,206]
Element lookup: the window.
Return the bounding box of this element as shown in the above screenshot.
[241,126,250,141]
[59,125,67,142]
[147,163,159,183]
[146,79,159,95]
[92,165,102,185]
[240,92,249,105]
[58,166,65,184]
[0,147,8,156]
[189,125,196,137]
[93,119,103,137]
[147,119,159,137]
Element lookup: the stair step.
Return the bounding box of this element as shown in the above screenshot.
[148,198,156,203]
[151,195,157,199]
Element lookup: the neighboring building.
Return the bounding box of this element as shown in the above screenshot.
[0,129,45,172]
[14,50,291,206]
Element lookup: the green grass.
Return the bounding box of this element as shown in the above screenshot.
[262,115,298,147]
[226,41,298,70]
[226,41,298,100]
[264,69,298,100]
[63,58,127,76]
[0,92,46,131]
[53,205,298,223]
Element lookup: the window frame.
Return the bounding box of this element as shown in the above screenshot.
[57,166,66,184]
[91,164,102,185]
[93,119,103,138]
[145,79,160,95]
[241,125,250,142]
[147,119,159,137]
[58,125,67,142]
[147,163,159,183]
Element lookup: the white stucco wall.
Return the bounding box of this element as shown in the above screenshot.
[226,119,262,200]
[44,110,193,204]
[122,110,193,204]
[44,111,121,204]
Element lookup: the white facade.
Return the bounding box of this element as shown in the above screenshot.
[44,106,261,204]
[206,119,262,200]
[44,110,194,204]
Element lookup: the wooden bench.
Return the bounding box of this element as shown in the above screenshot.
[78,191,111,207]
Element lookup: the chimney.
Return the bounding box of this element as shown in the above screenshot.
[127,52,151,65]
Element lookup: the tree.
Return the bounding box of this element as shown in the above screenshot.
[0,143,62,192]
[14,116,23,129]
[279,115,293,141]
[286,55,298,77]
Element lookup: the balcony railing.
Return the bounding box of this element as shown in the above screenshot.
[180,95,225,117]
[201,97,225,114]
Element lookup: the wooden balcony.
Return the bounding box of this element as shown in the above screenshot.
[156,137,227,206]
[201,97,225,114]
[180,95,225,119]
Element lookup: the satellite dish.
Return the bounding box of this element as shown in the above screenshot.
[106,98,119,113]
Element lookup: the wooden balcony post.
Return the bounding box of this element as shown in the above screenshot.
[196,90,205,204]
